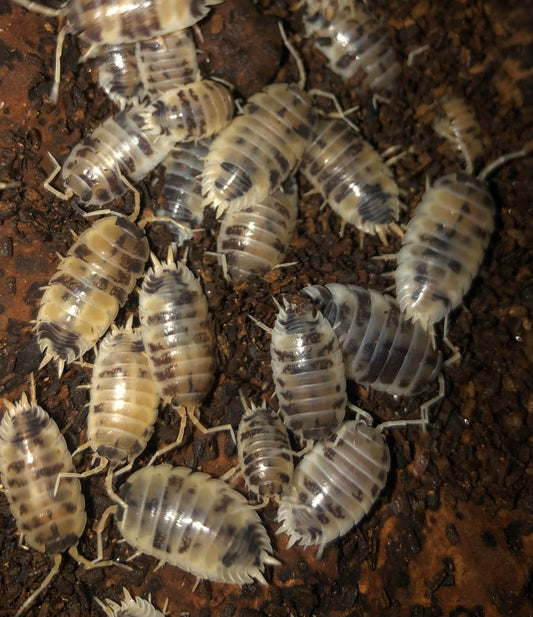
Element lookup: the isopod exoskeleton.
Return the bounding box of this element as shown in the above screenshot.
[300,283,442,398]
[156,139,213,245]
[87,319,160,469]
[202,81,316,217]
[299,117,401,243]
[36,215,150,376]
[216,176,299,283]
[93,42,142,109]
[277,419,390,558]
[0,385,87,616]
[270,298,347,441]
[138,250,216,412]
[96,587,165,617]
[302,4,401,92]
[237,398,294,501]
[104,463,279,585]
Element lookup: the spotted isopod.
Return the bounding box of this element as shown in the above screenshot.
[302,4,401,92]
[277,419,390,558]
[138,249,216,435]
[270,298,347,441]
[300,117,401,243]
[87,319,160,470]
[92,42,142,108]
[395,148,530,334]
[36,214,150,376]
[97,587,166,617]
[216,176,299,283]
[301,283,442,403]
[99,463,280,585]
[237,398,294,501]
[156,139,213,245]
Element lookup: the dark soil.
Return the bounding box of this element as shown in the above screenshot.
[0,0,532,616]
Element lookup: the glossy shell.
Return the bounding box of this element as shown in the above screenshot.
[36,215,150,375]
[301,283,442,396]
[270,299,347,441]
[300,117,400,237]
[217,177,298,283]
[138,253,216,407]
[395,172,495,330]
[303,5,401,91]
[202,82,316,216]
[277,421,390,553]
[237,400,294,498]
[88,322,160,467]
[116,463,277,584]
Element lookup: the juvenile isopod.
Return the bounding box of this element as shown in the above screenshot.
[277,419,390,558]
[270,298,347,441]
[299,117,401,243]
[236,397,294,502]
[92,42,142,108]
[99,463,280,585]
[394,148,529,334]
[97,587,166,617]
[36,214,150,376]
[216,176,299,283]
[301,283,442,407]
[86,318,160,470]
[0,380,115,616]
[302,4,401,92]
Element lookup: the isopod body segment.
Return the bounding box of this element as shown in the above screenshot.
[36,215,150,376]
[97,587,165,617]
[270,299,347,441]
[114,463,279,584]
[88,321,160,468]
[301,283,442,397]
[277,420,390,557]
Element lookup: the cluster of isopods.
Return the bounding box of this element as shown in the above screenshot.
[1,0,529,614]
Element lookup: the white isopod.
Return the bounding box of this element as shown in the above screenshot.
[216,176,299,283]
[300,117,401,243]
[270,298,347,441]
[36,214,150,376]
[97,587,166,617]
[99,463,280,585]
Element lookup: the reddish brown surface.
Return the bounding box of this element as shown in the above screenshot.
[0,0,532,616]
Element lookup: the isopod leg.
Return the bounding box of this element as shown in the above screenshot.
[53,458,108,497]
[14,554,62,617]
[187,406,237,446]
[95,504,118,563]
[68,544,131,572]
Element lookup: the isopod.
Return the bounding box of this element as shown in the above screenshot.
[97,587,166,617]
[237,398,294,501]
[156,139,213,245]
[277,419,390,558]
[216,176,299,283]
[100,463,279,585]
[394,149,529,334]
[302,4,401,92]
[300,283,442,402]
[300,0,354,21]
[299,117,401,243]
[92,42,142,108]
[0,381,110,616]
[36,214,150,376]
[270,298,347,441]
[87,318,160,470]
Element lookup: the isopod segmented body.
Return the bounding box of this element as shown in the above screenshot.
[156,139,212,245]
[217,177,299,283]
[202,82,316,217]
[277,420,390,557]
[88,320,160,468]
[0,388,86,616]
[114,463,279,584]
[301,283,442,397]
[93,42,142,108]
[138,251,216,409]
[270,299,347,441]
[237,399,294,500]
[300,117,400,242]
[302,4,401,91]
[36,215,150,376]
[97,587,165,617]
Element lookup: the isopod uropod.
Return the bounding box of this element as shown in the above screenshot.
[100,463,280,585]
[270,298,347,441]
[277,419,390,558]
[36,215,150,376]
